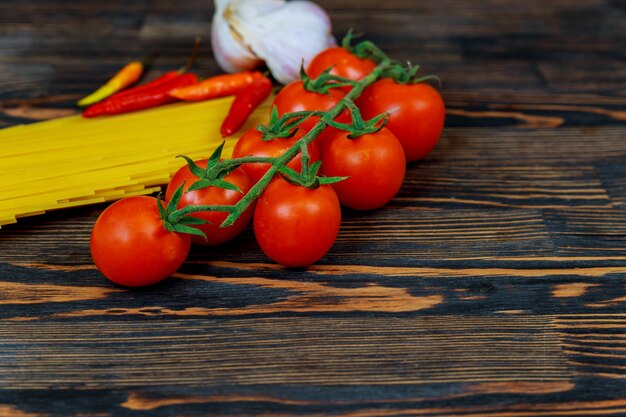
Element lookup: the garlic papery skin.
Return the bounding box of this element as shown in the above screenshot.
[211,0,263,73]
[212,0,335,85]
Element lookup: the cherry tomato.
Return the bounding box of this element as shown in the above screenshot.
[272,80,349,132]
[254,176,341,267]
[232,127,320,183]
[165,160,253,246]
[307,47,377,86]
[90,196,191,287]
[358,79,445,161]
[321,127,406,211]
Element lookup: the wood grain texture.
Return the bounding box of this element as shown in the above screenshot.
[1,0,626,415]
[0,317,570,389]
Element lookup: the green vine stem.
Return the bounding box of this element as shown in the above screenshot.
[324,99,388,139]
[257,108,323,141]
[169,53,393,228]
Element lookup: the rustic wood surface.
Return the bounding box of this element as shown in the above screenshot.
[2,0,626,415]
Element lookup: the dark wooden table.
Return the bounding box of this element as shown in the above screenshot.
[2,1,626,415]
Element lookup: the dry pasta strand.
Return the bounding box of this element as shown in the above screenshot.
[0,97,271,228]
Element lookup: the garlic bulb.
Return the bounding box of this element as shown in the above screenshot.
[211,0,335,85]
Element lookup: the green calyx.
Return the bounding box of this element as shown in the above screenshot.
[323,99,388,139]
[342,29,387,63]
[341,29,358,51]
[278,142,346,189]
[156,185,210,238]
[256,106,320,142]
[382,62,441,86]
[300,66,356,94]
[177,141,242,193]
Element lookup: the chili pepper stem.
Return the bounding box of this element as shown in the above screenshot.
[178,37,202,73]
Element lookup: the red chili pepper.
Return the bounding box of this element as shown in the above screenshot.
[106,71,180,101]
[101,38,201,103]
[170,71,264,102]
[82,73,199,118]
[220,76,273,137]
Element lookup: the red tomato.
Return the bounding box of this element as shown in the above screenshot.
[272,80,349,132]
[307,47,377,86]
[232,127,320,183]
[358,79,445,161]
[321,127,406,211]
[254,176,341,267]
[165,160,253,246]
[90,196,191,287]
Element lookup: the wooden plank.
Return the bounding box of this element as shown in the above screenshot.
[0,316,569,389]
[557,314,626,382]
[544,209,626,255]
[3,255,626,321]
[1,0,626,414]
[0,207,555,264]
[428,127,626,163]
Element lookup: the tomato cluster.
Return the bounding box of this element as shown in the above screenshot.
[90,43,445,287]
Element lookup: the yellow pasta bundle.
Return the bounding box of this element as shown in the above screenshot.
[0,98,271,228]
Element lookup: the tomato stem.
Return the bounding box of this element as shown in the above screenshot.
[300,141,310,179]
[324,99,389,139]
[382,62,442,87]
[257,109,322,141]
[216,156,276,170]
[300,66,358,94]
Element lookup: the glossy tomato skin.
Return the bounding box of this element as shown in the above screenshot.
[254,177,341,267]
[273,80,349,132]
[307,47,377,86]
[321,127,406,211]
[358,79,445,161]
[165,160,253,246]
[232,127,320,183]
[90,196,191,287]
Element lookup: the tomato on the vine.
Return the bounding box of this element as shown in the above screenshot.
[273,80,352,151]
[90,196,191,287]
[321,127,406,211]
[254,176,341,267]
[307,47,376,85]
[232,127,320,183]
[272,80,348,131]
[165,160,253,246]
[358,79,445,161]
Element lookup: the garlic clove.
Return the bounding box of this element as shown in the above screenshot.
[211,0,263,73]
[233,1,335,84]
[213,0,335,84]
[226,0,285,20]
[252,28,335,85]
